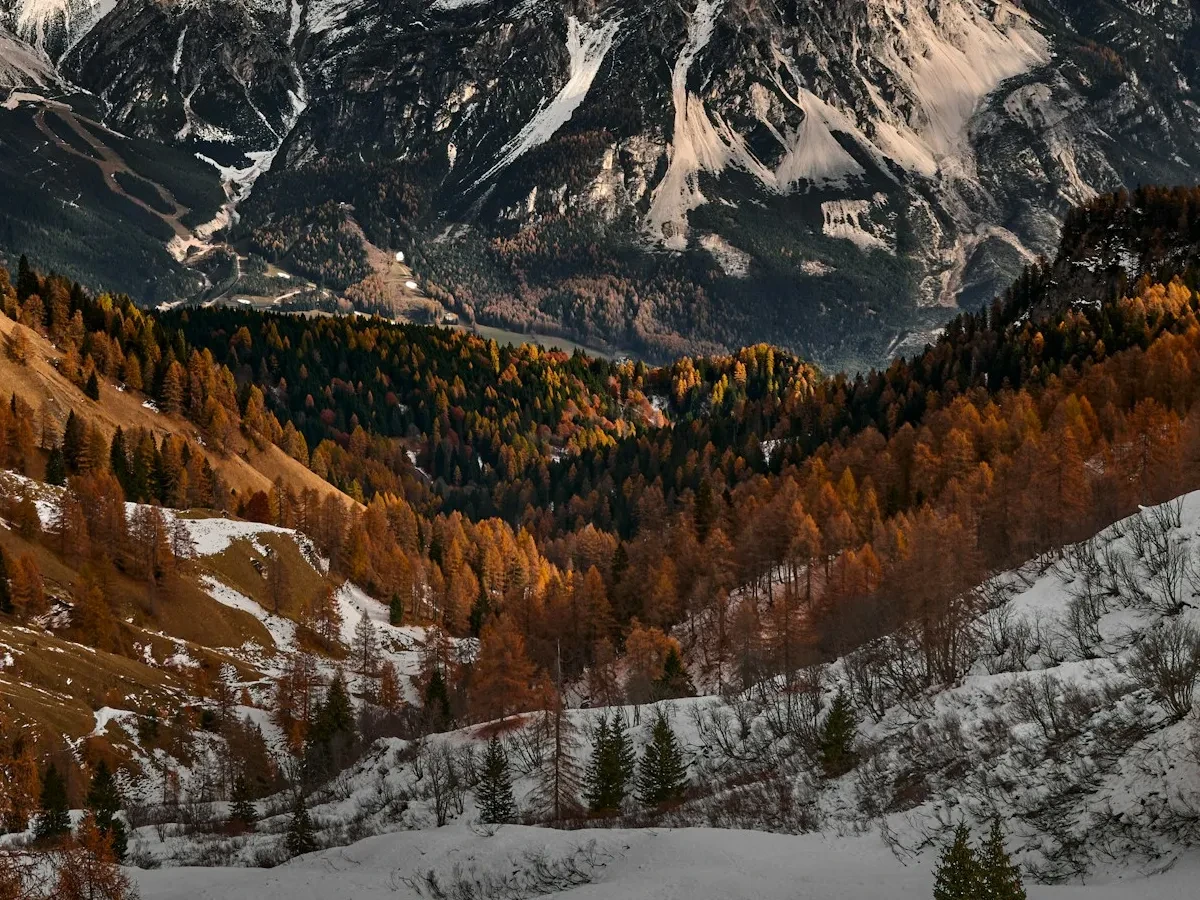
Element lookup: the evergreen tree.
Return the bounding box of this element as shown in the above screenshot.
[109,428,130,494]
[389,592,404,626]
[33,764,71,843]
[285,794,317,857]
[979,819,1025,900]
[933,823,982,900]
[476,735,518,825]
[62,411,86,473]
[85,760,127,861]
[44,445,66,486]
[84,371,100,401]
[424,668,452,727]
[584,713,636,816]
[305,672,357,783]
[229,775,258,830]
[655,647,696,700]
[0,549,11,614]
[819,690,858,777]
[636,712,687,808]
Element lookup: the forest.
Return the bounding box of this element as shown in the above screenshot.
[2,187,1200,895]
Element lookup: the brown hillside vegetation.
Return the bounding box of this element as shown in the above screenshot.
[0,312,351,508]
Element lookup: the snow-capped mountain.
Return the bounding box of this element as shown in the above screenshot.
[3,0,1200,366]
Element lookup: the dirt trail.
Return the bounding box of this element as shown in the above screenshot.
[34,107,192,238]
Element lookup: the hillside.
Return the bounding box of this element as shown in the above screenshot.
[66,489,1200,896]
[0,312,347,506]
[4,189,1200,897]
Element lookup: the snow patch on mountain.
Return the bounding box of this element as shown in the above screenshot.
[476,14,620,186]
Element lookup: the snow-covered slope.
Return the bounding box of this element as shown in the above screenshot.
[132,825,1200,900]
[110,487,1200,895]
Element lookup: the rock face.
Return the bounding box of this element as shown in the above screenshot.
[3,0,1199,366]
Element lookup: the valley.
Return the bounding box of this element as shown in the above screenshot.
[1,2,1200,898]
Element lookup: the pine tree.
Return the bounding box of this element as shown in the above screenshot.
[819,690,858,777]
[229,775,258,830]
[389,593,404,626]
[85,760,127,861]
[933,823,982,900]
[476,735,518,825]
[45,445,66,486]
[636,712,687,808]
[979,819,1025,900]
[33,763,71,843]
[285,794,317,857]
[584,713,636,816]
[84,371,100,401]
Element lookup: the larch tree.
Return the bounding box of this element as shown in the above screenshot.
[470,616,535,721]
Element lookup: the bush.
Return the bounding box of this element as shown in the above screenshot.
[1127,618,1200,720]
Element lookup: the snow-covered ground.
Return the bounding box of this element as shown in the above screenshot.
[133,824,1200,899]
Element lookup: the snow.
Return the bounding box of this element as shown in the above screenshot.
[430,0,491,10]
[821,198,894,251]
[180,516,293,557]
[201,574,297,654]
[90,706,135,737]
[475,15,620,186]
[131,823,1200,900]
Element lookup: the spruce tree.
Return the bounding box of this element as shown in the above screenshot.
[584,715,613,815]
[229,775,258,830]
[585,713,636,815]
[285,794,317,857]
[933,823,981,900]
[655,648,696,700]
[33,764,71,843]
[389,593,404,626]
[636,712,688,808]
[819,690,858,777]
[109,428,131,494]
[45,445,66,486]
[62,411,85,474]
[305,672,357,783]
[85,760,127,861]
[476,735,518,825]
[979,819,1025,900]
[84,371,100,401]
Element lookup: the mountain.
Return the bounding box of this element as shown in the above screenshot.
[3,0,1200,367]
